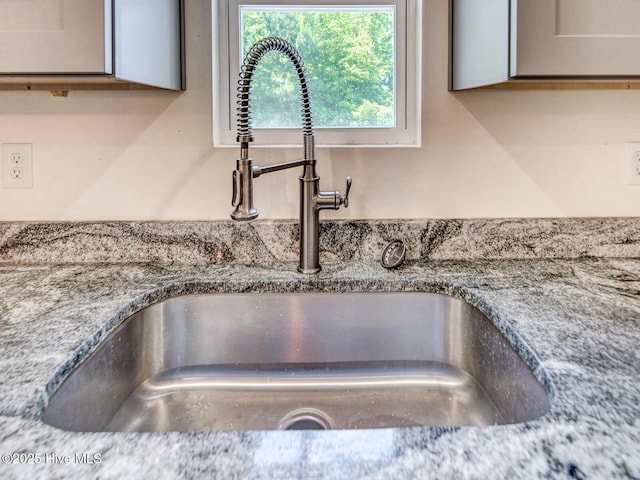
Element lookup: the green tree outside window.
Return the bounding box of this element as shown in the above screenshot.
[241,9,395,129]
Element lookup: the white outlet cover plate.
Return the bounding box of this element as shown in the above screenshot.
[2,143,33,189]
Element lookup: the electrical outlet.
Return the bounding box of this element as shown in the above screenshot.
[625,142,640,186]
[2,143,33,188]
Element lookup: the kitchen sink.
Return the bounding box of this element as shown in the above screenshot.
[41,292,551,432]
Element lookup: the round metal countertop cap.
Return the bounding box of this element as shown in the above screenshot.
[380,240,406,269]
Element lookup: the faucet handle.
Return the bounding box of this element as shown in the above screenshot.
[341,176,352,208]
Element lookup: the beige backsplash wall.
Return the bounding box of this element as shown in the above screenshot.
[2,1,640,221]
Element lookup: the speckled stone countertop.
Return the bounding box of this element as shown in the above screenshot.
[1,220,639,479]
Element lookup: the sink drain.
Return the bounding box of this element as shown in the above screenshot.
[278,408,334,431]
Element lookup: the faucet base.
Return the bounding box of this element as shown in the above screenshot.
[298,265,321,274]
[230,209,258,221]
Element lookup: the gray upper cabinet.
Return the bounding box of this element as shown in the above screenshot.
[450,0,640,90]
[0,0,184,91]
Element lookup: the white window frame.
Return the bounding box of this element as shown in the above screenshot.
[212,0,421,148]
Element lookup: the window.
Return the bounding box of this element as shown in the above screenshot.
[213,0,421,147]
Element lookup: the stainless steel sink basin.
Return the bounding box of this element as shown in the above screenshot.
[41,292,551,432]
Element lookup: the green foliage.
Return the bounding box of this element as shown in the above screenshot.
[241,9,394,128]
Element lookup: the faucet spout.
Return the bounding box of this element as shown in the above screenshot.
[230,37,351,274]
[236,37,315,160]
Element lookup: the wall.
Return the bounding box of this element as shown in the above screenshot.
[2,0,640,221]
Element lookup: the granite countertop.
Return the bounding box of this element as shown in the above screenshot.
[0,220,639,479]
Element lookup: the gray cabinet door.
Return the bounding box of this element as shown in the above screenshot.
[0,0,109,74]
[514,0,640,76]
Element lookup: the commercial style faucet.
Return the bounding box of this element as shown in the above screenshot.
[231,37,352,274]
